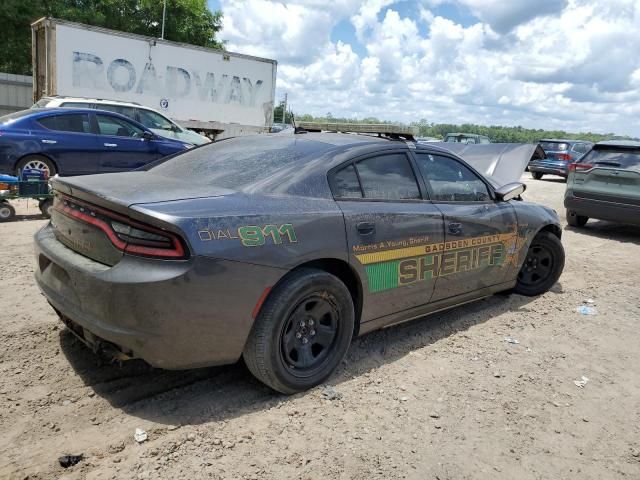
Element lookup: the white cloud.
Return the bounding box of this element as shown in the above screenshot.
[219,0,640,136]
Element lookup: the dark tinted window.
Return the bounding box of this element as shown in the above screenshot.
[581,149,640,170]
[415,153,490,202]
[60,102,93,109]
[38,114,91,133]
[333,164,362,198]
[96,114,144,137]
[354,154,420,200]
[572,143,588,154]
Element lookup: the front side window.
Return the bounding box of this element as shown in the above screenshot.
[38,114,91,134]
[138,109,176,131]
[415,153,490,202]
[96,114,144,138]
[355,154,421,200]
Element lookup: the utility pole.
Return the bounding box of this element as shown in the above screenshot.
[161,0,167,39]
[282,93,287,124]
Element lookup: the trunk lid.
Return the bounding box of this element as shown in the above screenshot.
[50,171,230,265]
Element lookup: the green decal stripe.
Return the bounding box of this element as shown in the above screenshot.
[365,261,400,293]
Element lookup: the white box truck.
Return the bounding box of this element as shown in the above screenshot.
[31,18,277,139]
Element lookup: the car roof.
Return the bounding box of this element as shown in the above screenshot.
[42,96,142,108]
[594,140,640,149]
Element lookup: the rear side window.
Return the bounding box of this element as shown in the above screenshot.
[96,114,144,137]
[95,104,136,120]
[415,153,490,202]
[60,102,93,109]
[333,164,363,198]
[38,114,91,133]
[572,143,588,154]
[356,154,420,200]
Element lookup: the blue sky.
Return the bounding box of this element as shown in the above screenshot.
[207,1,640,136]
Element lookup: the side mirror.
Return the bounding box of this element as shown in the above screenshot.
[142,131,154,141]
[495,182,526,202]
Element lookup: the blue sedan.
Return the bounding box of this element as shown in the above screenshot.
[0,108,191,177]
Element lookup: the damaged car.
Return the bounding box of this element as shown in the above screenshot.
[34,132,565,393]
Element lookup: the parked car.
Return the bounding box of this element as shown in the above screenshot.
[529,139,593,180]
[565,140,640,227]
[0,108,192,177]
[34,96,211,146]
[34,132,564,394]
[443,133,490,144]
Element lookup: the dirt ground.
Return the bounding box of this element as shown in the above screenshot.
[1,174,639,480]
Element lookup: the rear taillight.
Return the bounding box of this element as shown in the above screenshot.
[557,153,572,162]
[54,195,187,259]
[569,163,593,172]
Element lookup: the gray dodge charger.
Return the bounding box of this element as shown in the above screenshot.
[34,132,565,393]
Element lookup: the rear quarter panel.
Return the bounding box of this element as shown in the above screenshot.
[132,193,349,269]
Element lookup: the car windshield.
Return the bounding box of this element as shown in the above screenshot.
[540,142,568,152]
[580,149,640,170]
[149,135,330,190]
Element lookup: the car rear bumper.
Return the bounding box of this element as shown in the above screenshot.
[529,161,569,177]
[34,223,285,369]
[564,193,640,226]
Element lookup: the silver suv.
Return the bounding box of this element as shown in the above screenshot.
[34,96,210,146]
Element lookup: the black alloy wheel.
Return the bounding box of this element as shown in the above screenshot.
[243,268,354,394]
[280,294,339,374]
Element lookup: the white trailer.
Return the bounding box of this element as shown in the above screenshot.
[31,18,277,139]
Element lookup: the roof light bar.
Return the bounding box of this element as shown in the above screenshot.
[296,122,417,137]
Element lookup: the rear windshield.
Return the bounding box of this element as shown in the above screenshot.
[540,142,568,152]
[580,149,640,170]
[149,135,331,190]
[0,109,34,125]
[33,98,53,108]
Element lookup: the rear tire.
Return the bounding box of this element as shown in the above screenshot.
[566,210,588,227]
[514,231,565,296]
[0,202,16,222]
[16,155,56,177]
[243,268,355,394]
[532,172,543,180]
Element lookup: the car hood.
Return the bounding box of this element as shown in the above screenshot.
[432,143,545,186]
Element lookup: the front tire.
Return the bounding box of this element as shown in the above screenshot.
[532,172,543,180]
[243,268,355,394]
[16,155,57,178]
[514,231,565,296]
[566,210,588,227]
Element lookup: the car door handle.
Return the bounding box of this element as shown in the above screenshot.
[41,139,57,144]
[356,222,375,235]
[104,143,118,147]
[448,222,463,235]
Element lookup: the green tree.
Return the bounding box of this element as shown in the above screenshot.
[273,100,294,124]
[0,0,223,75]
